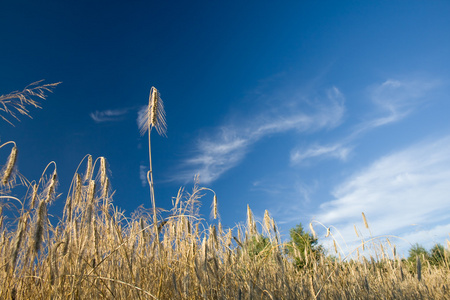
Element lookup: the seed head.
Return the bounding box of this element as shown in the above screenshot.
[11,217,26,270]
[1,146,18,186]
[263,210,271,233]
[74,173,82,206]
[362,212,369,229]
[309,222,317,239]
[246,205,256,235]
[100,157,107,187]
[354,224,359,237]
[417,255,422,281]
[102,177,110,199]
[212,194,218,220]
[45,169,58,203]
[30,183,38,209]
[84,155,93,182]
[139,87,167,137]
[33,200,46,253]
[87,180,96,204]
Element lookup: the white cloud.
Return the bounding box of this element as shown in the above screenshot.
[139,165,148,187]
[173,86,346,184]
[354,77,440,135]
[181,135,249,184]
[314,136,450,256]
[247,173,320,228]
[290,143,351,164]
[136,105,147,130]
[292,77,440,164]
[372,79,436,111]
[90,108,129,123]
[400,223,450,251]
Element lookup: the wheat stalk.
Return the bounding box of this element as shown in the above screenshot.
[139,86,167,224]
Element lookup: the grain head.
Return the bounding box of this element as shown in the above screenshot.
[139,86,167,137]
[1,145,17,186]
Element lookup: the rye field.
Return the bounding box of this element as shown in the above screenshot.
[1,82,449,299]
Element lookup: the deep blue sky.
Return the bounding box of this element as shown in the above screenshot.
[2,1,450,257]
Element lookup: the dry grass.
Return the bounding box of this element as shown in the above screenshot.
[1,83,449,299]
[0,154,449,299]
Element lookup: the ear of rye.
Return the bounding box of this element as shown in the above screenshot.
[139,87,167,137]
[1,146,17,185]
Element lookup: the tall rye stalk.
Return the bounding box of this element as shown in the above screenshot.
[139,87,167,225]
[1,81,450,299]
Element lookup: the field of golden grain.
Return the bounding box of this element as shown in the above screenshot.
[1,82,449,299]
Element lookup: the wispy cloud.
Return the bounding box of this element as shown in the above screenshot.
[290,143,351,164]
[136,105,148,130]
[354,77,440,135]
[173,87,346,184]
[90,108,130,123]
[314,135,450,256]
[291,77,441,165]
[242,171,319,227]
[400,223,450,249]
[139,165,148,187]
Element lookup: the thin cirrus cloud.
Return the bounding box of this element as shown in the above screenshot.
[139,165,148,187]
[290,77,441,165]
[290,143,352,164]
[352,77,440,137]
[314,135,450,256]
[173,87,346,184]
[90,108,130,123]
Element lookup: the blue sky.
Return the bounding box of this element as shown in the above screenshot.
[1,1,450,257]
